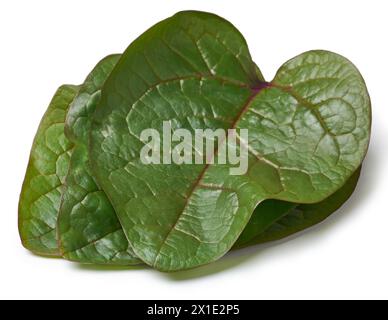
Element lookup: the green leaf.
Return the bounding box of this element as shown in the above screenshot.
[19,85,79,255]
[235,167,361,249]
[235,201,296,248]
[90,11,371,271]
[57,55,141,265]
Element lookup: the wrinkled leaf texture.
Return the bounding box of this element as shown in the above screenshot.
[57,54,363,266]
[19,85,79,255]
[89,11,371,271]
[57,55,140,265]
[19,11,370,272]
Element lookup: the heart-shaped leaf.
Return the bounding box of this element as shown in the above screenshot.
[57,55,140,265]
[89,11,371,271]
[58,53,362,266]
[19,85,79,255]
[57,53,363,266]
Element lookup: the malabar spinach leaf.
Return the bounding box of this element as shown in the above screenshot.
[57,55,140,265]
[19,85,79,255]
[235,167,361,249]
[89,11,371,271]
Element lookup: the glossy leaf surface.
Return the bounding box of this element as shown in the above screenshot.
[90,11,371,271]
[58,55,140,265]
[19,85,79,255]
[235,167,361,249]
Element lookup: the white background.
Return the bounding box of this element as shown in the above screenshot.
[0,0,387,300]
